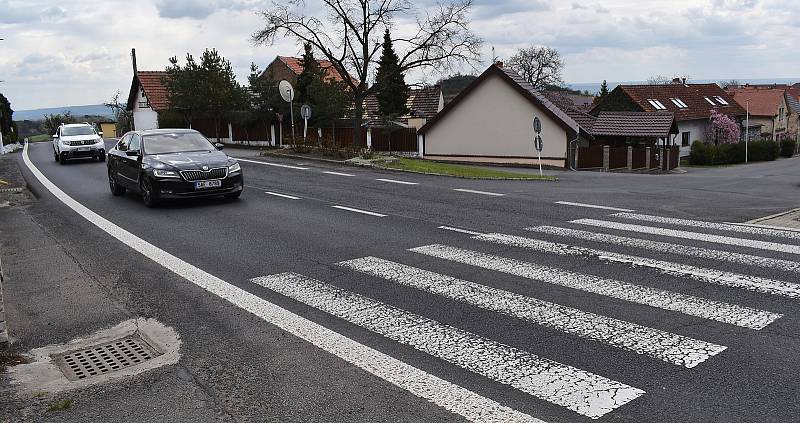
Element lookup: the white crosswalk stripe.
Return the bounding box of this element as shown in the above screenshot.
[573,219,800,255]
[410,245,782,330]
[338,256,726,368]
[613,212,800,241]
[474,232,800,299]
[252,272,645,419]
[527,226,800,273]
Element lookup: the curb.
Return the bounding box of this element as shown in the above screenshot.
[0,255,8,346]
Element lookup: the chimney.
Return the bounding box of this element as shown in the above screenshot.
[131,48,138,75]
[671,77,682,85]
[495,61,503,68]
[682,77,687,85]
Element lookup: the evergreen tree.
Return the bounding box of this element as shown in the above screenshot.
[599,80,609,98]
[0,93,14,143]
[374,30,409,121]
[296,43,324,105]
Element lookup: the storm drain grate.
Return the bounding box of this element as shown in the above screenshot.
[54,334,162,381]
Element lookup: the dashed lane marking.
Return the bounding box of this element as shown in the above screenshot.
[332,205,387,217]
[376,178,419,185]
[235,157,310,170]
[554,201,635,212]
[264,191,301,200]
[438,226,485,236]
[23,143,540,423]
[411,244,782,330]
[252,272,645,419]
[453,189,505,197]
[323,171,356,177]
[339,256,726,368]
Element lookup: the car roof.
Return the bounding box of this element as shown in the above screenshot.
[62,123,93,128]
[136,128,199,136]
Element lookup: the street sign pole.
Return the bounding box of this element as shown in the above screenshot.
[300,104,312,144]
[533,117,543,177]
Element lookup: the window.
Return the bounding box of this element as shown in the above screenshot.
[704,97,716,105]
[713,96,729,105]
[779,107,785,122]
[129,134,141,152]
[681,132,690,147]
[117,134,131,151]
[61,125,96,136]
[670,98,688,108]
[647,99,667,110]
[143,132,215,155]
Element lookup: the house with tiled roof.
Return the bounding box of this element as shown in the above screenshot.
[261,56,353,86]
[126,70,170,131]
[363,85,444,129]
[591,79,745,155]
[727,86,800,141]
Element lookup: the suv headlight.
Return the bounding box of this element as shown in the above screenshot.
[153,169,180,178]
[228,162,241,174]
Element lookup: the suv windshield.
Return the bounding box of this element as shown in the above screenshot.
[61,126,96,136]
[143,133,215,155]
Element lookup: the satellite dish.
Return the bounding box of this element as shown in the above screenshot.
[279,80,295,103]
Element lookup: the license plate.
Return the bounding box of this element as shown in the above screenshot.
[77,147,90,152]
[194,180,222,190]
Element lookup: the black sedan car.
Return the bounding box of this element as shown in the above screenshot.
[107,129,243,207]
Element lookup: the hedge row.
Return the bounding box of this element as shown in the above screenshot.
[690,139,796,165]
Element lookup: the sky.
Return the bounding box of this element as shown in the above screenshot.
[1,0,799,110]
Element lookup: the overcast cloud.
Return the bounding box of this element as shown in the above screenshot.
[0,0,798,110]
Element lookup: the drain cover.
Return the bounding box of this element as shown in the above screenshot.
[54,334,161,381]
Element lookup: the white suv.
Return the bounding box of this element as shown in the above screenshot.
[53,123,106,163]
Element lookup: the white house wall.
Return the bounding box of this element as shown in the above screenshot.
[423,73,568,165]
[132,88,159,131]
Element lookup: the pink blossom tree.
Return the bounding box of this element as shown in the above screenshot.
[704,110,741,145]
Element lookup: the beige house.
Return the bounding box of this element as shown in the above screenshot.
[728,87,800,141]
[417,63,581,167]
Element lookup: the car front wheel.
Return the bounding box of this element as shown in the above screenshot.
[140,176,159,207]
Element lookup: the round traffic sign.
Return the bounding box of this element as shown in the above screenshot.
[301,104,312,120]
[534,135,543,152]
[533,116,542,134]
[278,80,295,103]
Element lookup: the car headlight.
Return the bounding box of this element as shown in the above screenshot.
[153,169,180,178]
[228,162,241,174]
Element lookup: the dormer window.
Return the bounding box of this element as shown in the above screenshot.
[647,99,667,110]
[670,98,688,108]
[713,96,729,105]
[704,96,716,105]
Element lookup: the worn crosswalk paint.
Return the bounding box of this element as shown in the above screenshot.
[339,257,726,368]
[526,226,800,273]
[475,233,800,299]
[253,272,645,419]
[410,245,782,330]
[613,212,800,241]
[573,219,800,256]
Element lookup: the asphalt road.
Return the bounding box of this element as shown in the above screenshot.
[10,140,800,422]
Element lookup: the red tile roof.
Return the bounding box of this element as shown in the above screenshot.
[727,88,784,117]
[136,71,170,111]
[277,56,351,84]
[611,83,745,121]
[591,112,678,137]
[363,86,442,120]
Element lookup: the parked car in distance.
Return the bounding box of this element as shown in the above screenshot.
[106,129,243,207]
[53,123,106,163]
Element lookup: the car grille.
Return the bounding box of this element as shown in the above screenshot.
[68,140,96,146]
[180,168,228,181]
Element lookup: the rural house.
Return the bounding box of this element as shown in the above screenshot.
[727,86,800,142]
[261,56,352,85]
[591,79,745,156]
[127,70,169,131]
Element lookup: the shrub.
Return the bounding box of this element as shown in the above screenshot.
[780,138,796,158]
[689,141,711,165]
[690,139,780,165]
[748,140,778,162]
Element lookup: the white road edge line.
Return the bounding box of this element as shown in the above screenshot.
[235,157,310,170]
[574,219,800,256]
[252,272,644,419]
[438,226,485,236]
[323,171,356,177]
[264,191,301,200]
[22,143,542,423]
[411,244,781,330]
[332,205,387,217]
[453,189,505,197]
[554,201,635,212]
[476,232,800,299]
[376,178,419,185]
[527,226,800,274]
[613,212,800,240]
[339,256,726,368]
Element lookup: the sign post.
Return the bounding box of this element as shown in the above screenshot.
[278,80,296,144]
[300,104,312,143]
[533,116,543,176]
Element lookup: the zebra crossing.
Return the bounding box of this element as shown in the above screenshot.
[249,211,800,422]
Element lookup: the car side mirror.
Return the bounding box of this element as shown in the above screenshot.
[98,131,104,137]
[214,143,224,151]
[52,134,58,139]
[125,150,140,157]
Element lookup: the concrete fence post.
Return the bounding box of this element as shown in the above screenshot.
[645,147,651,169]
[574,145,580,169]
[227,123,234,144]
[602,145,610,172]
[416,134,424,157]
[270,125,276,146]
[366,128,373,149]
[627,146,633,171]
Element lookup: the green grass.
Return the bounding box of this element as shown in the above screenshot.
[47,399,73,412]
[27,134,52,143]
[382,157,557,180]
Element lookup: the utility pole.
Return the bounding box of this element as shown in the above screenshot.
[745,99,749,164]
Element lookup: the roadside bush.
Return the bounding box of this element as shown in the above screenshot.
[748,140,778,162]
[690,140,779,165]
[780,138,796,158]
[689,141,711,165]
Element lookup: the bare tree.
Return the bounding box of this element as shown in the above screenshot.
[647,74,691,85]
[104,91,133,134]
[719,79,740,89]
[507,46,564,90]
[252,0,482,146]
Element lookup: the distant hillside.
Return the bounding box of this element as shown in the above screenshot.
[13,104,113,121]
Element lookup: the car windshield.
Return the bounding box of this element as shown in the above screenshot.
[61,126,96,136]
[143,133,215,155]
